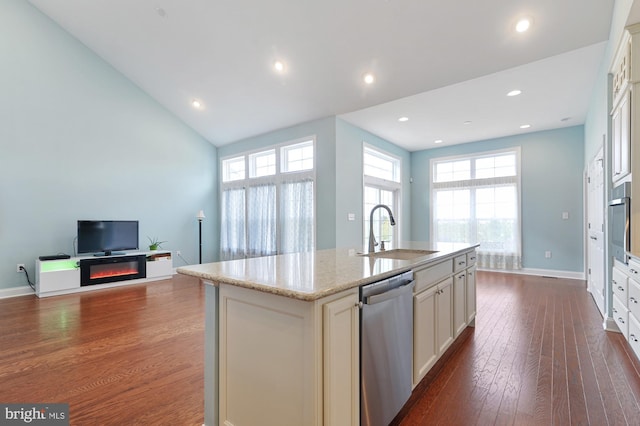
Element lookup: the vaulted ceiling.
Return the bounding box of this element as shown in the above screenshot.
[28,0,614,151]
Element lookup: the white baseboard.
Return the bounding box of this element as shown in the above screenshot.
[604,317,620,332]
[477,267,585,280]
[0,286,35,299]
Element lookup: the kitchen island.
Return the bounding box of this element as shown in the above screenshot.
[177,242,478,426]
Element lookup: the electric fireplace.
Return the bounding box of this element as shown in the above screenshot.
[80,255,146,286]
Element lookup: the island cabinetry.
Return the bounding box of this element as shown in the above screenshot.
[466,266,477,324]
[218,283,359,426]
[453,270,467,337]
[412,257,454,387]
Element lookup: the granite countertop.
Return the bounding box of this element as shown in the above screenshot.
[177,242,478,301]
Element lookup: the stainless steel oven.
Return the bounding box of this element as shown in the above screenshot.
[609,182,631,264]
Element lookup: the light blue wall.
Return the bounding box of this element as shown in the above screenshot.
[411,126,585,272]
[0,0,218,292]
[335,119,411,248]
[217,117,337,249]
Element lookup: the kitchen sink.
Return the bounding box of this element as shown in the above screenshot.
[361,249,438,260]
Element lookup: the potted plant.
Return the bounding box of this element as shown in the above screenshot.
[147,236,167,251]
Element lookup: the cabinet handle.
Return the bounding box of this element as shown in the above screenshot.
[458,261,465,265]
[613,279,617,285]
[619,286,625,292]
[458,274,465,279]
[613,307,618,314]
[357,301,363,309]
[619,317,625,324]
[631,297,637,304]
[631,269,639,275]
[631,334,638,342]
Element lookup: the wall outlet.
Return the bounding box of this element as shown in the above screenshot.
[176,250,181,256]
[545,251,552,259]
[16,263,25,273]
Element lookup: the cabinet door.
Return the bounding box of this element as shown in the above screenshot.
[323,292,359,426]
[437,278,454,354]
[466,267,477,324]
[612,91,631,182]
[413,285,438,385]
[453,271,467,337]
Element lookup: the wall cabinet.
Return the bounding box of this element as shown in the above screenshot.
[611,89,631,183]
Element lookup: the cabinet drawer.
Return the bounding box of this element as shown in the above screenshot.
[453,255,467,272]
[628,258,640,281]
[414,260,453,293]
[613,295,629,339]
[466,252,477,267]
[628,314,640,361]
[612,267,628,304]
[629,279,640,319]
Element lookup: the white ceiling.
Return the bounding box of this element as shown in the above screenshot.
[27,0,614,151]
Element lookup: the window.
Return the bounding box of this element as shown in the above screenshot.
[220,137,315,260]
[363,145,401,250]
[430,149,521,269]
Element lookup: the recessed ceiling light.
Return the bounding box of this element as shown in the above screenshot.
[507,90,522,97]
[516,18,531,33]
[398,117,409,122]
[463,121,472,125]
[520,124,531,129]
[191,99,204,110]
[434,139,443,144]
[273,61,285,73]
[560,117,571,122]
[363,73,375,85]
[156,7,167,18]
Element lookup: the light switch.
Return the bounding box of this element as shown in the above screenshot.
[562,212,569,220]
[348,213,355,221]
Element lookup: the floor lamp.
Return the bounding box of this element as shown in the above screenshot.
[197,210,205,264]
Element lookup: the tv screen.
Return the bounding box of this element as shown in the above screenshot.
[77,220,139,255]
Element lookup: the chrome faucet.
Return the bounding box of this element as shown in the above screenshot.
[368,204,396,254]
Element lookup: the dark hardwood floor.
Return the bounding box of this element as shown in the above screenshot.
[396,272,640,426]
[0,274,205,425]
[1,272,640,425]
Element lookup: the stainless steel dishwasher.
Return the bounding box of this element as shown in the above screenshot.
[361,270,414,426]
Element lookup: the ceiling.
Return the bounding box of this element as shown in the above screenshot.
[27,0,614,151]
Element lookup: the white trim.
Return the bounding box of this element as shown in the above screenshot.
[0,286,34,299]
[477,267,585,281]
[604,317,621,332]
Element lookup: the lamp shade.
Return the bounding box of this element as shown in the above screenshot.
[197,210,205,220]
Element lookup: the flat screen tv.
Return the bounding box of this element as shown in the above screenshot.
[77,220,139,256]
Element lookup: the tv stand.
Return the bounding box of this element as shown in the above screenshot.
[35,251,173,298]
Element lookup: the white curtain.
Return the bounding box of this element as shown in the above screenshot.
[433,176,522,270]
[220,188,246,260]
[281,179,314,253]
[247,184,277,257]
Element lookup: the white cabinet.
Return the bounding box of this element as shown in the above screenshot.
[453,271,467,337]
[435,277,454,356]
[323,292,359,426]
[466,266,477,324]
[218,284,360,426]
[413,284,439,385]
[611,89,631,183]
[412,250,477,387]
[413,276,454,387]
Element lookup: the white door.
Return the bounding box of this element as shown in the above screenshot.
[587,145,605,316]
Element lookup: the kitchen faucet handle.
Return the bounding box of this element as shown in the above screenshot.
[380,241,387,251]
